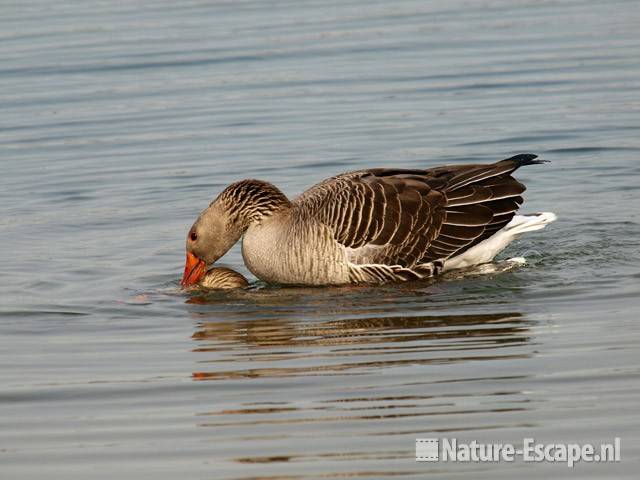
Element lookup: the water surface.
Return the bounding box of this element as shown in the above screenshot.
[1,0,640,478]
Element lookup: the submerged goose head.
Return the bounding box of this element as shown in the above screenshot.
[181,179,290,286]
[199,267,249,289]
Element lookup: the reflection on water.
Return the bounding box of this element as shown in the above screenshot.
[189,309,535,472]
[191,312,529,380]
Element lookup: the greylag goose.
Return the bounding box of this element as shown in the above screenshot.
[199,267,249,289]
[181,154,556,286]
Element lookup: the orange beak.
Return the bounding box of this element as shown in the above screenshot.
[181,251,206,287]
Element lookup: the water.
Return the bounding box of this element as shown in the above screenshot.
[1,0,640,478]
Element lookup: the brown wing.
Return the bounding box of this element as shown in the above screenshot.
[295,154,545,266]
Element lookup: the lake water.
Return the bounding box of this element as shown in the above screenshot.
[1,0,639,478]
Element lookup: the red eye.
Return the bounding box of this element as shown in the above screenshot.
[189,230,198,241]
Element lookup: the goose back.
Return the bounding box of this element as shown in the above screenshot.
[293,154,542,270]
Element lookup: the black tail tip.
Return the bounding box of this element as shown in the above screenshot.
[504,153,549,167]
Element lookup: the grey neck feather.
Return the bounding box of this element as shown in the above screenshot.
[217,179,291,229]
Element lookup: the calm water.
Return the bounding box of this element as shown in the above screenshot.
[1,0,640,478]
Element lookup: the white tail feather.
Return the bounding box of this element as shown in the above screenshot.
[443,212,557,271]
[504,212,558,234]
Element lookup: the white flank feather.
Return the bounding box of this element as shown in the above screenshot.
[443,212,557,271]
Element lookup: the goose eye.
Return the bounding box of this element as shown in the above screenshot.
[189,231,198,241]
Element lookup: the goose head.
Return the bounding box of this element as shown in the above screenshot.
[181,201,244,286]
[200,267,249,289]
[180,179,291,287]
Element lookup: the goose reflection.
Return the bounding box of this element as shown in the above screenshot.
[190,311,530,381]
[187,297,536,464]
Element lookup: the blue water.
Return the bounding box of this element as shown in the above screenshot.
[1,0,640,478]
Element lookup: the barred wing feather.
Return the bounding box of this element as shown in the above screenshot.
[295,154,545,267]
